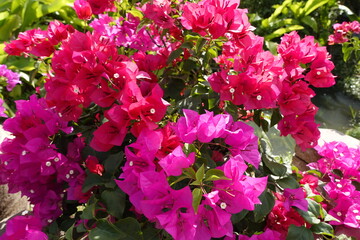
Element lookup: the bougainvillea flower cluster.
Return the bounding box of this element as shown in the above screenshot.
[0,96,87,224]
[117,110,267,240]
[328,20,360,45]
[0,0,342,238]
[308,142,360,230]
[0,64,21,91]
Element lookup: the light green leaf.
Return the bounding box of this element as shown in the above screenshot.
[192,188,202,213]
[204,169,229,181]
[195,164,205,182]
[303,0,330,16]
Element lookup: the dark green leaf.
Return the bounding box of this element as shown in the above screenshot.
[89,220,126,240]
[83,172,104,192]
[101,189,126,219]
[166,48,183,64]
[276,176,300,189]
[270,108,282,127]
[262,155,287,176]
[253,192,275,222]
[297,208,321,224]
[286,225,314,240]
[114,218,143,240]
[81,203,96,220]
[104,152,124,176]
[231,210,249,224]
[311,222,334,236]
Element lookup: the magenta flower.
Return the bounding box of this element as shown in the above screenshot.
[0,215,48,240]
[0,64,21,91]
[283,188,308,211]
[0,98,6,117]
[158,145,195,176]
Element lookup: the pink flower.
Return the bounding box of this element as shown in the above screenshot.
[0,215,48,240]
[74,0,93,20]
[283,188,308,211]
[0,64,21,91]
[195,191,233,239]
[158,145,195,176]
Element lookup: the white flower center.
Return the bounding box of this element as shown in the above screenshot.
[337,212,342,216]
[114,73,120,79]
[4,161,8,166]
[45,161,51,167]
[21,151,27,156]
[316,71,321,76]
[356,216,360,221]
[150,108,156,114]
[229,88,235,93]
[220,202,227,209]
[336,183,342,188]
[66,174,70,179]
[256,95,262,101]
[353,210,359,214]
[69,170,74,175]
[30,189,35,194]
[54,157,59,162]
[129,161,134,166]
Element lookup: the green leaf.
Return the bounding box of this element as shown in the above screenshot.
[204,169,229,181]
[276,176,300,189]
[183,167,196,179]
[0,14,21,41]
[307,199,321,217]
[253,192,275,222]
[83,172,105,192]
[104,152,124,176]
[342,45,354,62]
[166,47,183,64]
[231,210,249,224]
[81,202,96,219]
[303,0,330,16]
[300,16,318,32]
[89,220,126,240]
[114,218,143,240]
[101,189,126,219]
[270,108,282,127]
[297,208,321,224]
[195,164,205,182]
[262,154,287,176]
[21,0,41,31]
[265,0,292,25]
[286,225,314,240]
[64,224,74,240]
[311,222,334,236]
[41,0,73,15]
[265,25,305,40]
[192,188,202,213]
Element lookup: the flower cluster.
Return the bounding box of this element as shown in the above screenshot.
[0,95,86,225]
[117,110,267,240]
[328,21,360,45]
[4,21,74,58]
[0,215,48,240]
[308,141,360,230]
[276,31,335,150]
[0,64,20,91]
